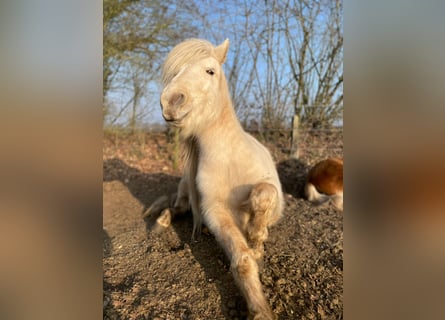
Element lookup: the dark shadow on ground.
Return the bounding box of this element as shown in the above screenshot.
[103,157,245,319]
[103,158,180,213]
[276,158,309,199]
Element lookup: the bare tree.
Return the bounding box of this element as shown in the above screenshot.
[186,0,343,129]
[103,0,198,127]
[281,0,343,127]
[104,0,343,130]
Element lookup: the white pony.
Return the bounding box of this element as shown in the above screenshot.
[150,38,284,319]
[304,158,343,211]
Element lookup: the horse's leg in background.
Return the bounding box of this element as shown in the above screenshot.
[247,182,278,264]
[332,192,343,211]
[205,209,275,319]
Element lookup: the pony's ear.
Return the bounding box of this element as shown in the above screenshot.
[215,39,229,64]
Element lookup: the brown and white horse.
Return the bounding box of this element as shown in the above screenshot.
[305,158,343,211]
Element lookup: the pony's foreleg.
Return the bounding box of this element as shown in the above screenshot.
[177,175,201,240]
[143,177,191,233]
[190,188,202,240]
[155,188,192,233]
[142,195,176,233]
[174,176,190,213]
[159,177,192,229]
[247,182,278,263]
[206,211,275,320]
[142,195,170,219]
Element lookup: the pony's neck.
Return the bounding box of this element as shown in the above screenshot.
[197,102,244,150]
[213,74,242,132]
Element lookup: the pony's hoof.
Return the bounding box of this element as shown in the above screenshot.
[143,195,170,219]
[151,209,172,234]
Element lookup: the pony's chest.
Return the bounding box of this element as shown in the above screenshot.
[195,156,262,194]
[196,159,230,186]
[195,156,244,193]
[194,139,274,192]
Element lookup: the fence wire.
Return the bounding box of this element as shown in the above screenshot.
[246,126,343,163]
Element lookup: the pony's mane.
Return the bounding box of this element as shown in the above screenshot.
[162,39,217,86]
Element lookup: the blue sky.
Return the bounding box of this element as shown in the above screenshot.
[105,0,343,127]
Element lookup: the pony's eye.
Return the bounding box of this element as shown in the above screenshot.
[206,68,215,76]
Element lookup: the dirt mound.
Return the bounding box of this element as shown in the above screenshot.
[103,132,343,319]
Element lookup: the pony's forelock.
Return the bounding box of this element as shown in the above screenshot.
[162,39,218,86]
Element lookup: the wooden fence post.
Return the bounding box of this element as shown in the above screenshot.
[290,115,300,159]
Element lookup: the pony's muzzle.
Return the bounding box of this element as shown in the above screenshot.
[160,91,187,122]
[161,91,185,109]
[168,92,185,107]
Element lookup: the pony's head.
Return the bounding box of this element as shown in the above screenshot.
[160,38,230,135]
